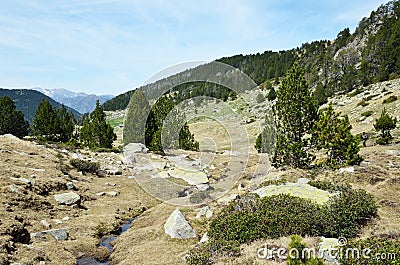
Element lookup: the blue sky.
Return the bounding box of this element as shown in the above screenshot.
[0,0,387,95]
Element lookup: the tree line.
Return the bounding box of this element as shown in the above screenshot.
[0,96,116,149]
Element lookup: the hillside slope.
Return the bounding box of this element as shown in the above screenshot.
[103,0,400,111]
[0,88,81,124]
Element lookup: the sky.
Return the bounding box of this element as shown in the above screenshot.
[0,0,387,96]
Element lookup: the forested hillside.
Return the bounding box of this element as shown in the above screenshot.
[103,0,400,111]
[0,88,81,124]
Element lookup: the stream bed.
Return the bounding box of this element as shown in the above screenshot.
[76,219,134,265]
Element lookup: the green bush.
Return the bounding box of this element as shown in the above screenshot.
[198,188,378,262]
[308,180,350,192]
[339,237,400,265]
[70,158,99,174]
[357,100,369,107]
[185,245,212,265]
[322,189,378,238]
[382,95,398,104]
[361,110,373,117]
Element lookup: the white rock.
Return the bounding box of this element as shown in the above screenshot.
[54,192,80,205]
[40,220,51,228]
[386,150,400,156]
[168,168,208,185]
[164,209,197,239]
[124,143,148,154]
[297,178,309,184]
[106,191,118,197]
[200,232,209,243]
[196,206,213,219]
[339,167,354,173]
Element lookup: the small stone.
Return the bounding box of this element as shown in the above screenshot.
[106,191,118,197]
[54,219,63,225]
[66,182,75,190]
[96,192,106,196]
[200,232,209,243]
[196,206,213,219]
[9,184,19,193]
[62,216,70,221]
[40,220,51,228]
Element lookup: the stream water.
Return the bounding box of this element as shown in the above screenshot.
[76,219,134,265]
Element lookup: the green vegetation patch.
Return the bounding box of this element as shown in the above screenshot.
[383,95,398,104]
[187,187,378,263]
[107,116,124,128]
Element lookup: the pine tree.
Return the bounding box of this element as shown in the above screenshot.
[272,63,317,168]
[267,86,276,101]
[145,95,198,153]
[312,103,362,167]
[255,112,277,154]
[32,99,57,140]
[80,100,116,148]
[374,108,397,145]
[56,104,75,142]
[123,89,151,145]
[0,96,29,138]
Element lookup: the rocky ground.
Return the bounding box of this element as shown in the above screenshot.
[0,79,399,265]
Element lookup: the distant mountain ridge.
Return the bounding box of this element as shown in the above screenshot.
[32,87,113,114]
[0,88,81,124]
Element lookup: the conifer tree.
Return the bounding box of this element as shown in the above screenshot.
[374,108,397,145]
[123,89,151,144]
[312,103,362,167]
[80,100,116,148]
[32,99,57,140]
[272,63,317,168]
[56,104,75,142]
[0,96,29,138]
[145,95,198,153]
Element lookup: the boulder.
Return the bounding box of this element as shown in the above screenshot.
[31,228,68,241]
[54,192,80,205]
[164,208,197,239]
[124,143,148,154]
[168,168,208,185]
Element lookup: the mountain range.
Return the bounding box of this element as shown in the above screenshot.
[32,87,113,114]
[0,88,81,124]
